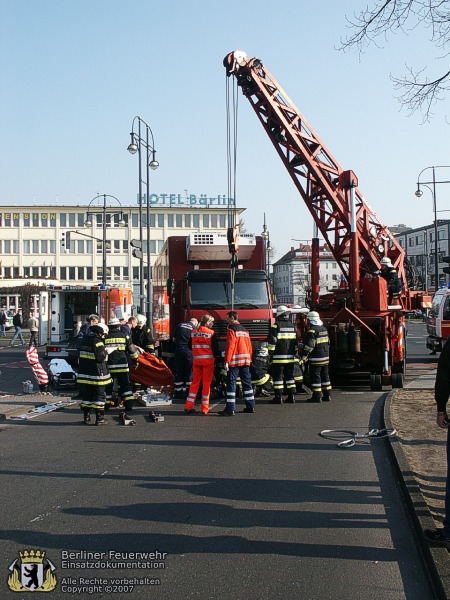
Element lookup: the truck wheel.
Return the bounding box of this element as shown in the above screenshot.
[369,374,382,391]
[391,373,404,388]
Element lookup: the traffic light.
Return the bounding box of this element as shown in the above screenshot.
[131,238,143,259]
[61,231,71,252]
[443,256,450,276]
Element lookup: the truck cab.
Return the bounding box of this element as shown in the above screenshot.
[426,287,450,353]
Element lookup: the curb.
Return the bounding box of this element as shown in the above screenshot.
[385,389,450,600]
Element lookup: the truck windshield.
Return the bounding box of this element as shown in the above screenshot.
[190,279,270,309]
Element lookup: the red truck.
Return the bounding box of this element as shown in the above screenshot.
[152,232,272,361]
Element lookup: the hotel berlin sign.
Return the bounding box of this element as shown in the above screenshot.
[137,194,234,207]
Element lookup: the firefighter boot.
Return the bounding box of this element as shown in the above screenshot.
[124,400,134,412]
[307,391,322,403]
[269,392,283,404]
[322,392,331,402]
[285,391,296,404]
[83,408,91,425]
[95,410,108,426]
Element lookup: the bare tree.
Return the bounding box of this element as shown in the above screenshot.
[339,0,450,120]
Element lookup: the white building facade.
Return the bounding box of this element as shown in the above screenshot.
[272,244,343,306]
[0,197,244,310]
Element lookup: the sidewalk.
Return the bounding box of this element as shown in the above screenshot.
[385,371,450,600]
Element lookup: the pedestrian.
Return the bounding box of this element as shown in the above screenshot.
[9,308,25,346]
[131,315,155,354]
[185,315,220,414]
[219,310,255,416]
[104,317,140,412]
[77,322,112,425]
[173,317,198,399]
[423,337,450,548]
[299,310,331,403]
[0,309,7,337]
[28,310,39,348]
[380,257,402,305]
[267,305,298,404]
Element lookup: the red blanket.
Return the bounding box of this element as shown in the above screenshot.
[131,352,174,391]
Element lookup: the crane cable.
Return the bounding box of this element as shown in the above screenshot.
[225,72,240,310]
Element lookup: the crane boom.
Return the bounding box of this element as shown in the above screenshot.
[224,50,407,298]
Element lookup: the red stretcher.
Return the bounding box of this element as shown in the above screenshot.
[131,352,174,391]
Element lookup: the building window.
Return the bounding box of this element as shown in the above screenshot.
[168,214,174,228]
[60,213,67,227]
[23,240,30,254]
[132,213,139,228]
[123,240,129,253]
[220,214,226,228]
[32,240,39,254]
[77,213,85,227]
[41,213,48,227]
[133,266,139,280]
[211,214,218,228]
[77,240,84,254]
[409,237,414,247]
[13,267,19,278]
[193,214,200,228]
[150,240,156,254]
[157,214,164,227]
[96,267,102,280]
[24,267,30,278]
[60,267,67,280]
[203,214,210,228]
[4,267,11,278]
[157,240,164,253]
[123,267,129,280]
[41,240,48,253]
[114,241,121,254]
[32,213,39,227]
[176,214,183,227]
[4,213,11,226]
[23,213,30,227]
[185,214,191,228]
[114,267,121,281]
[4,240,11,253]
[86,267,93,280]
[32,267,39,277]
[50,213,56,227]
[113,213,128,227]
[41,266,48,278]
[68,213,76,228]
[50,240,56,254]
[13,213,19,227]
[439,230,446,240]
[77,267,84,280]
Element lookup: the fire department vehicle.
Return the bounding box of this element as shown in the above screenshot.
[39,284,133,360]
[224,50,428,389]
[152,232,272,360]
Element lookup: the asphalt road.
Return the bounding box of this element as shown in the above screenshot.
[0,321,440,599]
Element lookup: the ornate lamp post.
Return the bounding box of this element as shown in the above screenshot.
[84,194,125,287]
[127,116,159,322]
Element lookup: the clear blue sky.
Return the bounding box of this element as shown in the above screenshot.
[1,0,448,261]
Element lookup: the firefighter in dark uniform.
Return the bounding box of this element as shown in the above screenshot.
[132,314,155,354]
[173,317,198,399]
[267,305,298,404]
[78,322,112,425]
[300,310,331,403]
[380,257,402,304]
[250,342,272,397]
[104,317,140,411]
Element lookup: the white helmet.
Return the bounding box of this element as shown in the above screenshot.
[108,317,121,327]
[136,314,147,326]
[91,322,109,336]
[380,257,392,266]
[275,305,289,317]
[307,311,320,320]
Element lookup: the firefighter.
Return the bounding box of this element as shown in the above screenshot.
[250,342,272,397]
[185,315,220,414]
[132,314,155,354]
[173,317,198,399]
[300,310,331,403]
[380,257,402,304]
[220,311,255,416]
[267,305,298,404]
[104,317,139,412]
[78,322,112,425]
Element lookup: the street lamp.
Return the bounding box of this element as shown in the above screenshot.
[84,194,125,287]
[261,212,271,276]
[415,166,450,290]
[127,116,159,324]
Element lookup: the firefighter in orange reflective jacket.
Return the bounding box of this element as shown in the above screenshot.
[185,315,221,414]
[219,310,255,416]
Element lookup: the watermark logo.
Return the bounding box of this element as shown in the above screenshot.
[7,549,57,592]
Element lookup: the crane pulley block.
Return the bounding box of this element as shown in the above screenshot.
[227,226,239,255]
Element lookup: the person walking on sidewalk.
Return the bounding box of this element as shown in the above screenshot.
[424,337,450,548]
[0,309,7,337]
[219,311,255,416]
[28,310,39,348]
[10,309,25,346]
[185,315,220,414]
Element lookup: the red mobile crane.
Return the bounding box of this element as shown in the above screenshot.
[224,50,427,390]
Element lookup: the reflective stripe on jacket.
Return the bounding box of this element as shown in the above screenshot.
[191,326,220,364]
[77,334,112,386]
[267,317,298,364]
[302,324,330,365]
